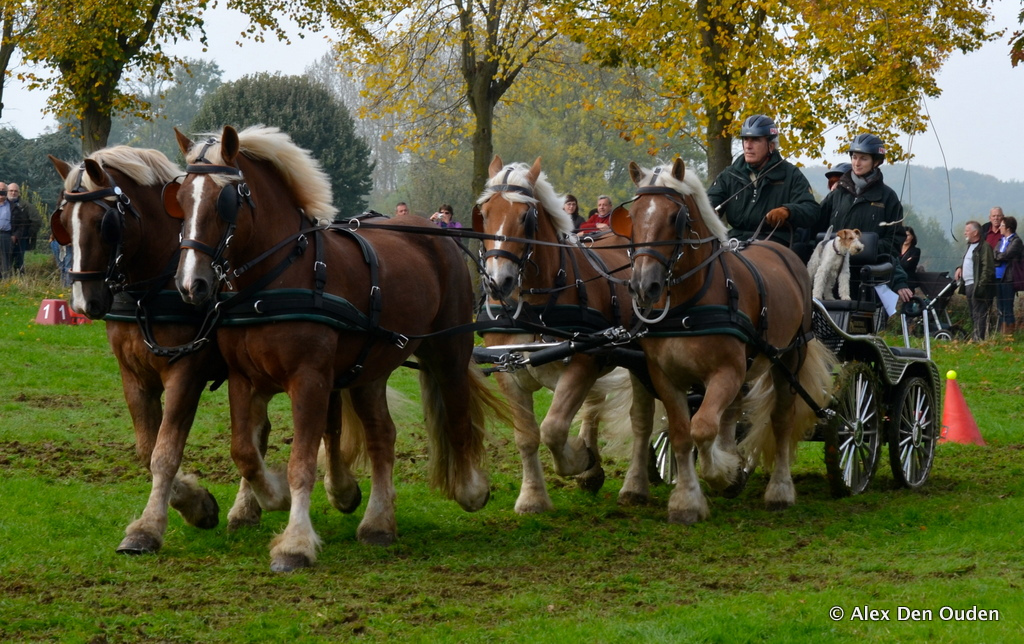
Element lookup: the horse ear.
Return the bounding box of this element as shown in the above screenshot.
[488,155,503,178]
[49,155,72,180]
[83,158,106,186]
[174,127,193,157]
[50,208,71,245]
[221,126,240,164]
[162,181,184,220]
[628,161,644,187]
[528,157,542,184]
[472,205,484,233]
[610,205,632,238]
[671,157,685,182]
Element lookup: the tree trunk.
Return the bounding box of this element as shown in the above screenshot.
[81,105,112,154]
[466,61,497,197]
[706,119,733,182]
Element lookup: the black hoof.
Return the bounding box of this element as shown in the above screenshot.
[576,467,606,494]
[270,553,312,572]
[194,491,220,529]
[117,533,162,555]
[227,510,262,532]
[335,485,362,514]
[617,491,649,507]
[667,509,702,525]
[357,528,397,547]
[721,467,751,499]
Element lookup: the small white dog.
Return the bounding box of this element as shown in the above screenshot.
[807,228,865,300]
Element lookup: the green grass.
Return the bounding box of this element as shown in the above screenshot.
[3,254,1024,642]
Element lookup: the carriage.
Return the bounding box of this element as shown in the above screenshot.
[474,160,941,504]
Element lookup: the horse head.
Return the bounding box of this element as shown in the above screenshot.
[49,149,179,319]
[612,158,726,310]
[473,155,571,299]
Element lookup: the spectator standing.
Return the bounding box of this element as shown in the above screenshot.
[0,182,13,277]
[993,216,1022,334]
[825,163,851,192]
[899,226,921,291]
[955,220,996,341]
[7,183,39,273]
[982,207,1004,249]
[429,204,462,229]
[394,202,410,217]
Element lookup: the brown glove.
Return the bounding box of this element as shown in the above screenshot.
[765,206,790,226]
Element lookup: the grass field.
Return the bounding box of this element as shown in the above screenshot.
[2,254,1024,643]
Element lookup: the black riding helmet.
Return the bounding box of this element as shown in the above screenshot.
[739,115,779,141]
[849,133,886,163]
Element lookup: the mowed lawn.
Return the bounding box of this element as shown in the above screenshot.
[2,267,1024,643]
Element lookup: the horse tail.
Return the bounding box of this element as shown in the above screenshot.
[583,367,635,459]
[739,339,835,470]
[789,338,835,454]
[338,390,367,469]
[422,365,508,505]
[737,371,775,466]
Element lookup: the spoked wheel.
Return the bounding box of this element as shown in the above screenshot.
[824,362,883,497]
[652,427,677,485]
[887,376,937,488]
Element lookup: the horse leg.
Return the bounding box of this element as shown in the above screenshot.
[618,376,656,505]
[322,389,362,514]
[119,371,218,554]
[348,379,399,546]
[268,376,332,572]
[496,373,553,514]
[764,369,800,510]
[226,405,270,531]
[228,376,290,513]
[574,393,606,494]
[540,362,599,477]
[646,366,708,524]
[690,368,744,492]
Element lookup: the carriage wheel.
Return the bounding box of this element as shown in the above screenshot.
[652,427,677,485]
[824,362,882,497]
[887,376,937,488]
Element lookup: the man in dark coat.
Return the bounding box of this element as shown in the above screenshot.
[707,114,819,253]
[8,183,40,272]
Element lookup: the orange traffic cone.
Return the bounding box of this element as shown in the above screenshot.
[940,370,985,446]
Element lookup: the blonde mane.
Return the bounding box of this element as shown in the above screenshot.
[186,125,337,223]
[476,162,572,236]
[63,146,182,193]
[634,163,728,243]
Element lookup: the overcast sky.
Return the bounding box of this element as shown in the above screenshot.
[4,1,1022,182]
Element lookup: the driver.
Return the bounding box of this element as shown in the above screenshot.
[707,114,819,254]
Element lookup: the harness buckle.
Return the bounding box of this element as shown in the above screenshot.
[394,334,409,349]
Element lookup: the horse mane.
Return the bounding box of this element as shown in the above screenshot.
[476,162,573,236]
[635,163,728,243]
[188,125,338,223]
[64,146,183,192]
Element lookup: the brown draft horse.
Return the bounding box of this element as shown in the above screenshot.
[48,147,273,554]
[611,158,833,524]
[474,156,655,512]
[168,125,497,571]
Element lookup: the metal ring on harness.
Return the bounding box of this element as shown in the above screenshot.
[486,296,525,321]
[632,294,671,324]
[346,217,361,230]
[253,300,264,314]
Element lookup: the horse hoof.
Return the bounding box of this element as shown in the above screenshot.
[576,468,605,494]
[667,509,703,525]
[721,468,750,499]
[357,528,397,547]
[227,511,262,532]
[117,533,162,555]
[334,485,362,514]
[270,553,312,572]
[766,499,794,512]
[617,491,649,507]
[194,490,221,529]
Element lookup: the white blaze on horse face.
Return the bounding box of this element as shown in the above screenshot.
[179,176,212,285]
[69,202,86,308]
